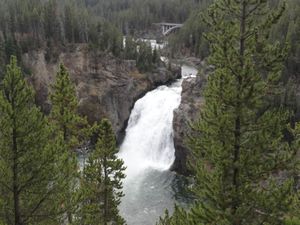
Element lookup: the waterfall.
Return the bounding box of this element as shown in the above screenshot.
[118,80,183,225]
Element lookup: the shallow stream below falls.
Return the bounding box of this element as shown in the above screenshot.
[117,64,198,225]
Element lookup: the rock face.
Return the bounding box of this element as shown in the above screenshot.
[22,45,180,143]
[171,75,206,175]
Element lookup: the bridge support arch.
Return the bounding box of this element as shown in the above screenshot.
[154,23,183,36]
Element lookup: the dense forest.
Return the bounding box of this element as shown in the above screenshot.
[82,0,199,33]
[0,0,123,66]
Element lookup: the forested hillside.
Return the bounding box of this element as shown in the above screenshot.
[82,0,199,32]
[0,0,123,74]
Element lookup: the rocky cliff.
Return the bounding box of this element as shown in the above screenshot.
[22,45,180,143]
[171,76,205,175]
[171,61,210,175]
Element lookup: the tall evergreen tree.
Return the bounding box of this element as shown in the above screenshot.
[159,0,300,224]
[152,47,160,64]
[43,0,61,42]
[50,63,90,149]
[124,36,137,60]
[187,0,299,224]
[136,42,153,72]
[49,63,90,224]
[76,119,126,225]
[64,3,76,43]
[0,56,65,225]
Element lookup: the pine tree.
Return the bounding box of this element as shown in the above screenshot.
[137,42,153,72]
[0,38,5,79]
[124,36,137,60]
[0,56,65,225]
[49,63,90,224]
[76,119,126,225]
[43,0,61,42]
[185,0,300,224]
[64,3,76,43]
[157,206,190,225]
[50,63,89,149]
[152,47,159,64]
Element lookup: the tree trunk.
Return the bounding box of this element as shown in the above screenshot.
[13,119,21,225]
[232,1,246,224]
[104,156,108,225]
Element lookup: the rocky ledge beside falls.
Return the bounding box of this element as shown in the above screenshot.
[22,44,181,143]
[171,67,208,175]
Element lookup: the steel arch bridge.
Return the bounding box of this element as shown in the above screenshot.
[154,23,183,36]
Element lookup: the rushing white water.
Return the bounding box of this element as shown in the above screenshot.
[123,37,166,51]
[140,39,166,50]
[181,65,198,78]
[119,80,182,178]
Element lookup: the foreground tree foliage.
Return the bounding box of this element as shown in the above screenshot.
[49,63,90,224]
[157,206,190,225]
[0,56,66,225]
[76,119,126,225]
[159,0,300,224]
[50,63,90,149]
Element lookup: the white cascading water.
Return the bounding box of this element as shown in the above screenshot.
[118,81,182,177]
[118,39,198,225]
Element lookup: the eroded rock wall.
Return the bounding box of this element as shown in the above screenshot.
[22,45,180,143]
[171,76,205,175]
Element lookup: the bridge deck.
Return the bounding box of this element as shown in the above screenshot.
[154,23,183,26]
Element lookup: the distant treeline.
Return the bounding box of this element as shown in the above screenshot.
[82,0,200,33]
